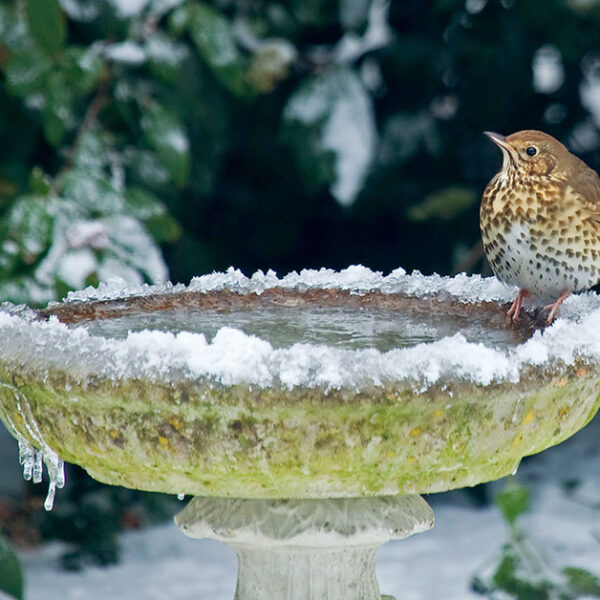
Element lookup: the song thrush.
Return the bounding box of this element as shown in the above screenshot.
[480,129,600,324]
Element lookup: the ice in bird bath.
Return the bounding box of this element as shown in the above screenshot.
[0,265,600,599]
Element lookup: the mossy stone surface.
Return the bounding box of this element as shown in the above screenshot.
[0,362,598,498]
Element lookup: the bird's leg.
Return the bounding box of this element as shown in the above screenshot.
[542,290,571,325]
[506,289,529,321]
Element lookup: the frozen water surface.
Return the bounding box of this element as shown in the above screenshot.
[80,305,525,351]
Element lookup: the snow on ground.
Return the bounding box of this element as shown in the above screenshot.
[19,417,600,600]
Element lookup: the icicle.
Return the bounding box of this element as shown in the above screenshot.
[18,438,34,481]
[32,450,43,484]
[44,481,57,511]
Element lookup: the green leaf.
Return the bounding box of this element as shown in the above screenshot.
[42,74,74,146]
[25,0,66,55]
[124,187,167,220]
[140,102,190,187]
[29,167,52,195]
[407,186,477,222]
[64,47,105,94]
[496,484,531,526]
[146,213,182,243]
[145,34,187,84]
[563,567,600,597]
[282,66,376,205]
[188,3,250,97]
[0,534,24,600]
[4,45,52,96]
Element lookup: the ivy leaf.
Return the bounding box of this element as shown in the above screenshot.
[140,102,190,187]
[563,567,600,597]
[188,3,249,97]
[25,0,66,55]
[0,535,23,600]
[282,66,376,206]
[496,484,530,526]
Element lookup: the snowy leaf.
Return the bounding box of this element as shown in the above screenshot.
[101,215,168,283]
[58,0,100,22]
[25,0,66,55]
[4,45,52,96]
[124,187,167,220]
[3,196,56,265]
[145,34,187,83]
[282,66,376,205]
[103,41,147,65]
[140,102,190,186]
[61,171,125,214]
[64,47,105,93]
[109,0,150,18]
[188,3,249,96]
[149,0,186,17]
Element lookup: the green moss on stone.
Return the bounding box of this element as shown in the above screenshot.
[0,362,598,498]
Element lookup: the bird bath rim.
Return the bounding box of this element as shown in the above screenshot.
[0,266,599,501]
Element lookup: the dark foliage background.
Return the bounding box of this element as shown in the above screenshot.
[1,0,600,583]
[2,0,600,302]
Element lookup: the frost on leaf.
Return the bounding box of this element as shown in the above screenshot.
[282,66,376,206]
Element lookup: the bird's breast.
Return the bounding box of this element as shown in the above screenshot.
[480,174,600,295]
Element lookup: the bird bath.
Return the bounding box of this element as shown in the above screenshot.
[0,265,599,599]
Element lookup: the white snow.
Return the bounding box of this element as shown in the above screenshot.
[532,45,564,94]
[283,68,376,205]
[3,268,600,391]
[110,0,150,18]
[64,265,515,303]
[103,42,147,65]
[18,417,600,600]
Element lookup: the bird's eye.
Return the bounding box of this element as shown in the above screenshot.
[525,146,537,156]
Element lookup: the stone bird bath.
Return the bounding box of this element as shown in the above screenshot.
[0,265,599,599]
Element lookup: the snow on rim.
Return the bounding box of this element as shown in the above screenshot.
[61,265,517,304]
[2,267,600,391]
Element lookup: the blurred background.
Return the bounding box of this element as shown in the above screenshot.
[1,0,600,598]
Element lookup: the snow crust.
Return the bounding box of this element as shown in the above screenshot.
[3,267,600,391]
[63,264,515,303]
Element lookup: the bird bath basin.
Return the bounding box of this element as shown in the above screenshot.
[0,265,599,599]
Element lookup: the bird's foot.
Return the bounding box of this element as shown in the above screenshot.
[542,290,571,325]
[507,289,530,321]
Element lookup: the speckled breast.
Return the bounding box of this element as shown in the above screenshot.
[480,173,600,296]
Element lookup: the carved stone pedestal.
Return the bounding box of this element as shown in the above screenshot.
[176,496,434,600]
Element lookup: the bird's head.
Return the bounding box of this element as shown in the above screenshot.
[484,130,574,181]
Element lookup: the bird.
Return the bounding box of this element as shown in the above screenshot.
[480,129,600,324]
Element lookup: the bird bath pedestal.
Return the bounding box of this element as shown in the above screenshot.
[0,267,599,599]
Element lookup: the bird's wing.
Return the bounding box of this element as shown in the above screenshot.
[570,159,600,223]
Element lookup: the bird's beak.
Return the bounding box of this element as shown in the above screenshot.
[484,131,517,167]
[484,131,509,149]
